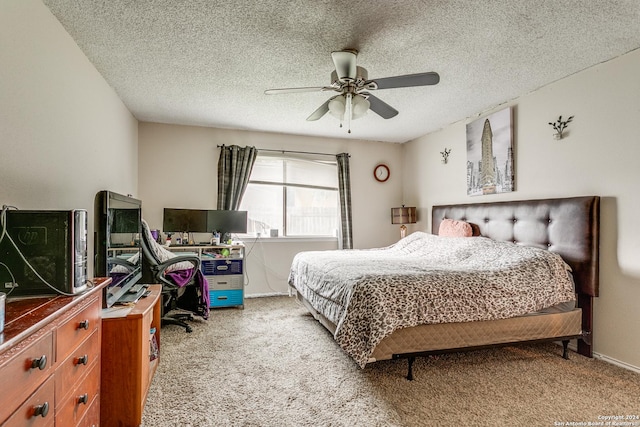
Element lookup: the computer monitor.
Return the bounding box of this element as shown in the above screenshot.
[207,210,247,238]
[163,208,208,233]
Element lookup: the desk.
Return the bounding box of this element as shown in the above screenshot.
[165,244,243,258]
[107,246,138,254]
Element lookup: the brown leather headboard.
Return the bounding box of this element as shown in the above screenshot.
[432,196,600,297]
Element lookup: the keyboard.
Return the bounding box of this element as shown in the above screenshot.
[129,284,147,294]
[116,285,148,304]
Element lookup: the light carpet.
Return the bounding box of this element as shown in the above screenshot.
[142,296,640,427]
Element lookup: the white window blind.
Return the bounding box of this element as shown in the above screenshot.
[239,154,339,237]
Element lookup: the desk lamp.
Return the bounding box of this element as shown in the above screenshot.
[391,206,416,239]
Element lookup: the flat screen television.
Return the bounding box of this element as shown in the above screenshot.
[163,208,208,233]
[95,191,143,307]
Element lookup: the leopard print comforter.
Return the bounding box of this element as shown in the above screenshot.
[288,232,576,368]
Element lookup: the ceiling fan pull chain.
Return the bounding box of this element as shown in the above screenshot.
[346,93,352,133]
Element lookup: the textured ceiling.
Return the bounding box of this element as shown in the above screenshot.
[43,0,640,143]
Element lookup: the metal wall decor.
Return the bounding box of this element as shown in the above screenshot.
[549,115,574,140]
[440,148,451,164]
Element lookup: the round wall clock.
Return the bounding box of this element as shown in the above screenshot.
[373,164,390,182]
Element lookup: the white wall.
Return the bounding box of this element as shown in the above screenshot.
[403,49,640,370]
[138,123,404,295]
[243,238,338,297]
[0,0,139,277]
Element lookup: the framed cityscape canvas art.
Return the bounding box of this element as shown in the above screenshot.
[466,107,514,196]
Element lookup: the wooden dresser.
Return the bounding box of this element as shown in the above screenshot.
[100,284,162,427]
[0,278,109,427]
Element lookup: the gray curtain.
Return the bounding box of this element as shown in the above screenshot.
[217,145,257,210]
[336,153,353,249]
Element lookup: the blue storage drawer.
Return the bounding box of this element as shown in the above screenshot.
[201,259,243,275]
[209,289,243,308]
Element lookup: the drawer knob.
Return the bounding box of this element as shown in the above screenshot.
[33,402,49,418]
[78,393,89,405]
[30,355,47,370]
[78,319,90,330]
[76,354,89,365]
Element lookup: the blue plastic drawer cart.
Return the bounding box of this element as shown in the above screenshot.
[202,257,244,309]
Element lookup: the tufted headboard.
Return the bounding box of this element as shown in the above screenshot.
[432,196,600,298]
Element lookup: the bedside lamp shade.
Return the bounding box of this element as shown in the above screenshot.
[391,206,416,239]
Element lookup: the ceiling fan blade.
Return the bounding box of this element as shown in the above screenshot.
[364,93,399,119]
[331,50,357,81]
[265,86,334,95]
[368,72,440,90]
[306,99,331,121]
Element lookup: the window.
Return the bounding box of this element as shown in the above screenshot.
[239,154,339,237]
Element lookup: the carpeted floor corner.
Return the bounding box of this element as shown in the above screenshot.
[142,296,640,427]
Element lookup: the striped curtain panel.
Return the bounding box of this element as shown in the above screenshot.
[336,153,353,249]
[217,145,257,210]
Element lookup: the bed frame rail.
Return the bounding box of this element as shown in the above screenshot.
[393,334,583,381]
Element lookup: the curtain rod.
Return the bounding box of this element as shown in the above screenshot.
[217,145,348,158]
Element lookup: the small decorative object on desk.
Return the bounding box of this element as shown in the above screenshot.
[549,115,574,140]
[149,328,159,361]
[210,231,221,245]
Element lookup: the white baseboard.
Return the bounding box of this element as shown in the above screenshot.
[245,292,289,299]
[593,352,640,374]
[564,342,640,373]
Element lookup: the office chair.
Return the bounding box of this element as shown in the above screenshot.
[140,219,208,333]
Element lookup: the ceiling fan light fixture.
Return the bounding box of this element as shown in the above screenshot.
[328,95,346,119]
[352,94,370,119]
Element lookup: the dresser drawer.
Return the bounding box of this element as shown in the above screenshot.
[56,295,101,363]
[0,331,53,424]
[56,362,100,426]
[3,375,55,427]
[75,396,100,427]
[201,258,243,275]
[55,329,100,402]
[206,274,243,290]
[210,289,243,307]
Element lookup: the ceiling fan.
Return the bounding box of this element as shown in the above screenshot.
[264,49,440,133]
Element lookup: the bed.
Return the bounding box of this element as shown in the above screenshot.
[288,196,599,379]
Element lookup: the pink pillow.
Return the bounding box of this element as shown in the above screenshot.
[438,218,473,237]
